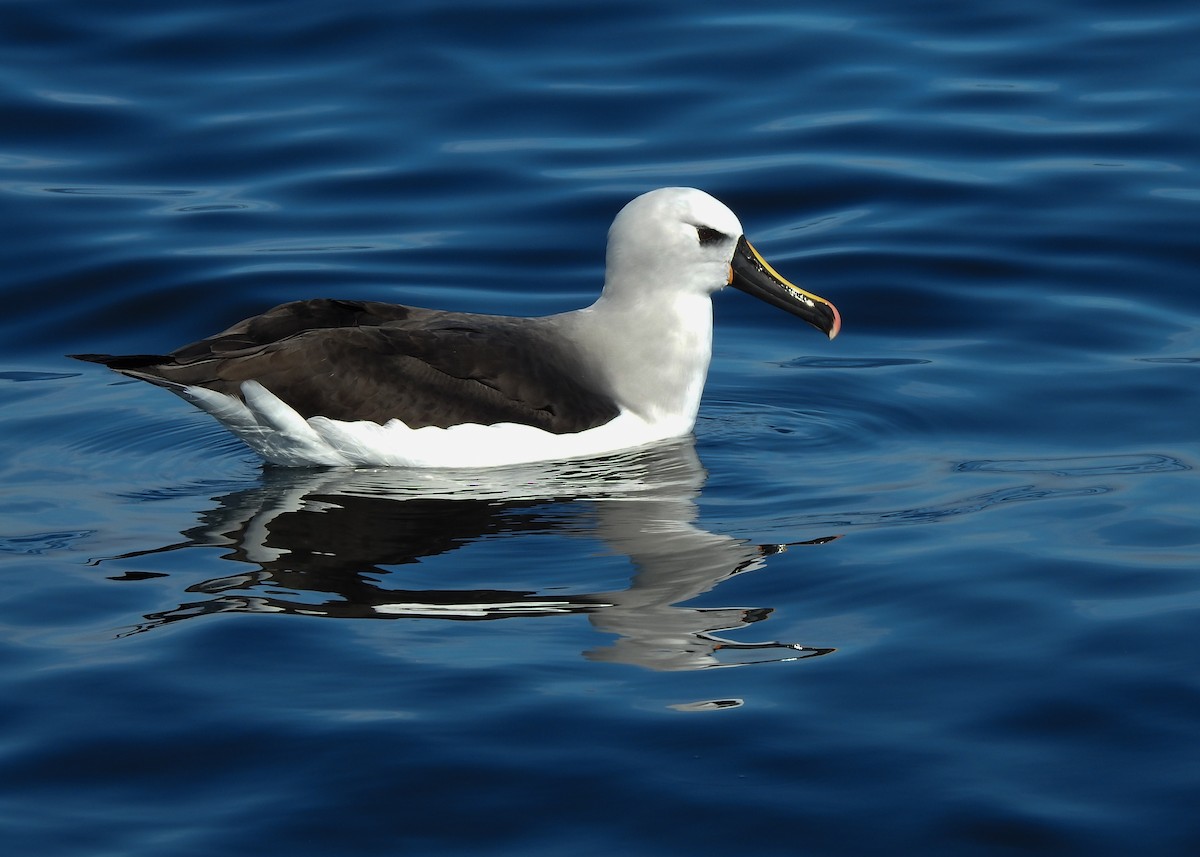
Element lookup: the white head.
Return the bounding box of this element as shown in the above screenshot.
[602,187,743,302]
[570,188,839,431]
[597,187,841,340]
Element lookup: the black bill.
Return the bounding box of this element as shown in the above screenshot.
[730,236,841,339]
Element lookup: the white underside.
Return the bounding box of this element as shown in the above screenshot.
[178,380,692,468]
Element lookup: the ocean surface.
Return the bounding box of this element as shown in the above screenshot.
[2,0,1198,854]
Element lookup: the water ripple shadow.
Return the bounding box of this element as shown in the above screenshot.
[776,356,932,370]
[956,453,1189,477]
[789,483,1112,531]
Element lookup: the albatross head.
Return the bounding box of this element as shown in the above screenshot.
[603,187,841,339]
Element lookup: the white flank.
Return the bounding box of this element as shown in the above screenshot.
[179,380,691,468]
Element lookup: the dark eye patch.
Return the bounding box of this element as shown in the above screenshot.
[696,226,725,247]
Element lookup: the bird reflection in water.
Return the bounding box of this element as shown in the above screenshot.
[102,439,838,671]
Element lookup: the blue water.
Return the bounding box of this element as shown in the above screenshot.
[2,0,1198,853]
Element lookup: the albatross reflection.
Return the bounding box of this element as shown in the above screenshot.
[109,439,838,670]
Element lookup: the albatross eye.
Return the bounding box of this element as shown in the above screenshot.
[695,226,725,247]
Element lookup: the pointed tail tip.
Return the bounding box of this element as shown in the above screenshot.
[68,353,170,369]
[69,353,116,365]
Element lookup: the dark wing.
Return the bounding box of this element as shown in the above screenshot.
[72,299,619,433]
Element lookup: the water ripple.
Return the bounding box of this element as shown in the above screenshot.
[545,152,998,185]
[956,454,1189,477]
[777,356,932,370]
[773,483,1114,532]
[443,137,642,153]
[933,78,1060,94]
[1,181,277,214]
[0,530,95,555]
[938,112,1145,135]
[0,370,77,382]
[179,232,453,256]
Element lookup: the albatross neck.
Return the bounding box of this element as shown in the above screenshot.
[558,288,715,431]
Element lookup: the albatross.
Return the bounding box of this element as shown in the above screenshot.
[72,187,840,468]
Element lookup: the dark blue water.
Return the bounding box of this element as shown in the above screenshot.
[2,0,1198,854]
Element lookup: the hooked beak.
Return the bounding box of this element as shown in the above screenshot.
[730,236,841,340]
